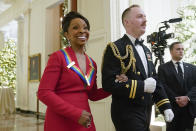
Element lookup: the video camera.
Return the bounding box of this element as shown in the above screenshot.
[147,18,182,66]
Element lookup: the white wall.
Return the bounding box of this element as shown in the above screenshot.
[28,0,62,112]
[78,0,115,130]
[0,0,63,111]
[143,0,183,63]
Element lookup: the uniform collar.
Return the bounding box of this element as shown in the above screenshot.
[126,33,142,46]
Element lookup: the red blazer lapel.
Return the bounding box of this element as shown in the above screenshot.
[63,47,95,86]
[62,47,87,84]
[67,47,94,76]
[85,54,93,73]
[85,54,95,86]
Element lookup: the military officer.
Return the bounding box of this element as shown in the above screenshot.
[102,4,174,131]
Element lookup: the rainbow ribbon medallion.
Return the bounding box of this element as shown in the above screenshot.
[60,49,95,86]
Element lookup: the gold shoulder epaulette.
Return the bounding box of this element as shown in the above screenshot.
[108,42,136,74]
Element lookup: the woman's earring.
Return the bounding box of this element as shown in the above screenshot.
[66,38,71,46]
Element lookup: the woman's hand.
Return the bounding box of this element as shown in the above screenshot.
[78,110,91,128]
[115,74,128,83]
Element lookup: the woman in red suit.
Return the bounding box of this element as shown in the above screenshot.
[38,11,111,131]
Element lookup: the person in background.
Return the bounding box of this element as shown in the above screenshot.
[38,11,111,131]
[158,42,196,131]
[102,4,174,131]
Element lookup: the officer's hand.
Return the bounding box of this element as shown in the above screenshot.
[115,74,128,83]
[144,77,156,93]
[164,109,174,122]
[78,110,91,128]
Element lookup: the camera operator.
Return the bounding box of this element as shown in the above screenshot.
[147,18,181,67]
[158,42,196,131]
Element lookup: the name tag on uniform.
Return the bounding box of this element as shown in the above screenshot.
[146,53,152,61]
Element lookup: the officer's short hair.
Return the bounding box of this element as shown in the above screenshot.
[122,4,140,26]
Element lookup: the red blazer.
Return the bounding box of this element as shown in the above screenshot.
[38,47,110,131]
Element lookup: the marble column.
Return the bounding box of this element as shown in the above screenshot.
[15,15,24,109]
[15,9,31,110]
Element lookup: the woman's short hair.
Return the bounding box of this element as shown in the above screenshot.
[62,11,90,33]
